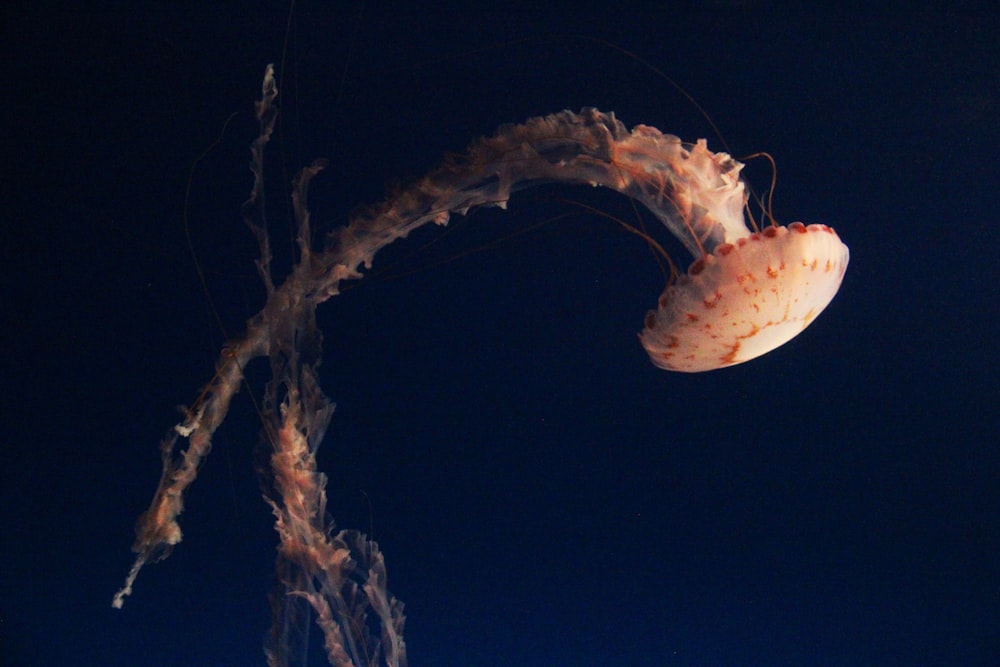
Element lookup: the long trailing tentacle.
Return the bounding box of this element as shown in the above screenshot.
[117,64,774,666]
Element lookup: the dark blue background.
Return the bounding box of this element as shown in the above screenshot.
[4,1,998,665]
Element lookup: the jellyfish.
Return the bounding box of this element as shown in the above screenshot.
[114,65,848,666]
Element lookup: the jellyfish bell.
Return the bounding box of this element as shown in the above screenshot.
[627,137,850,372]
[640,221,850,372]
